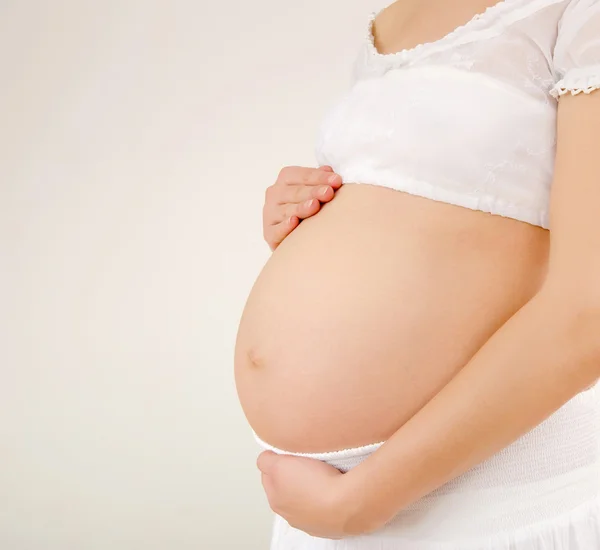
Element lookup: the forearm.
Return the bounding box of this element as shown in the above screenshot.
[343,283,600,532]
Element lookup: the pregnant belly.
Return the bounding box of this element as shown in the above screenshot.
[234,184,550,453]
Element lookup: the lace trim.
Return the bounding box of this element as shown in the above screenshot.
[252,430,384,459]
[361,0,565,76]
[550,66,600,99]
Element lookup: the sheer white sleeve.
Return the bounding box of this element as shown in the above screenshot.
[551,0,600,98]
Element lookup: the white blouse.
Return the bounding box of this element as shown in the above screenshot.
[314,0,600,229]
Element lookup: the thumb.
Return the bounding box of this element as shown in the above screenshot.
[256,450,280,474]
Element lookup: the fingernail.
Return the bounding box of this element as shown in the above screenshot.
[328,174,339,184]
[305,199,315,208]
[319,186,329,196]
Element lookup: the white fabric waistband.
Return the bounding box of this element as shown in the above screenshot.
[253,429,383,472]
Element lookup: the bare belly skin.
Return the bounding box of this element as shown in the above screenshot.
[234,184,550,453]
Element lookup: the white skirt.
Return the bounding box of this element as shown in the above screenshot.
[253,384,600,549]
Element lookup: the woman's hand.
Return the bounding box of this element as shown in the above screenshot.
[257,451,377,539]
[263,165,343,251]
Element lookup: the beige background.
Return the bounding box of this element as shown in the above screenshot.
[0,0,383,548]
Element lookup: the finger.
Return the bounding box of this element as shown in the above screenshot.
[314,185,335,202]
[265,189,327,231]
[257,450,279,474]
[266,216,300,250]
[318,165,334,172]
[293,171,341,190]
[278,166,342,189]
[281,184,334,206]
[288,198,321,220]
[321,172,342,190]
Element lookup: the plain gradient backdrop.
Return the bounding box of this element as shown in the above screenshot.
[0,0,385,548]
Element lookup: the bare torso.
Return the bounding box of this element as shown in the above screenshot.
[235,185,549,452]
